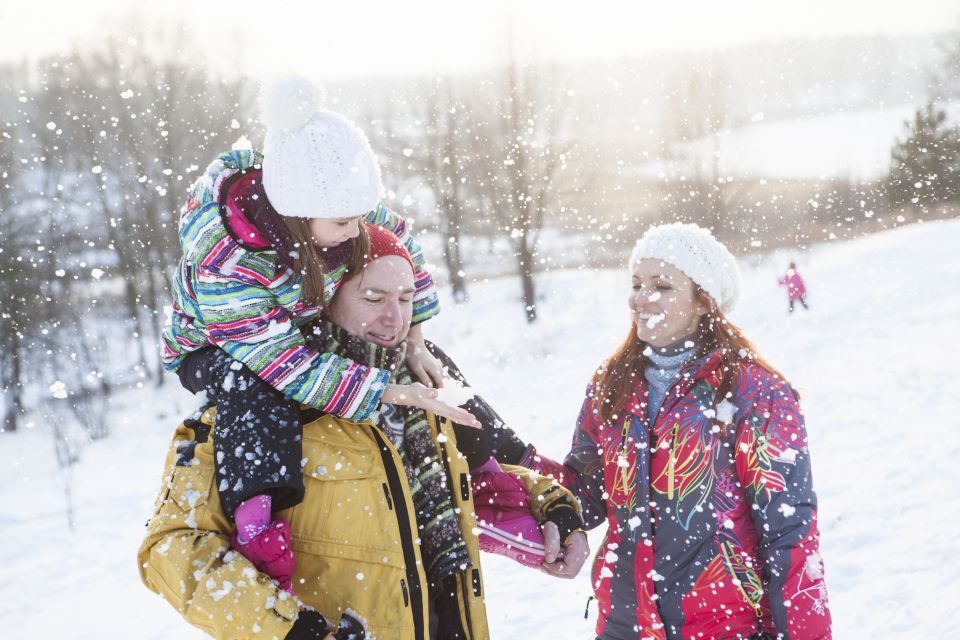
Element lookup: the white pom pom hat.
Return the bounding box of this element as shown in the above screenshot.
[629,223,741,313]
[260,76,384,219]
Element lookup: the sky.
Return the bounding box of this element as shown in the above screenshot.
[0,0,956,81]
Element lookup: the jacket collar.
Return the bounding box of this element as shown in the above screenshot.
[655,350,725,420]
[622,350,725,425]
[219,165,301,274]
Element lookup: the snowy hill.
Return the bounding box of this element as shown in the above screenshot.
[1,219,959,638]
[643,103,960,181]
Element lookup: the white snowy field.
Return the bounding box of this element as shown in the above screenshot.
[1,219,959,639]
[644,103,960,181]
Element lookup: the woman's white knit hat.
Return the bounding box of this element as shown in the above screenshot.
[629,222,741,313]
[260,76,384,219]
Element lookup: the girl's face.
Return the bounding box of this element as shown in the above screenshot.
[307,216,362,247]
[629,259,709,348]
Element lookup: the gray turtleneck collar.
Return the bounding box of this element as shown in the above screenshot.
[643,331,705,424]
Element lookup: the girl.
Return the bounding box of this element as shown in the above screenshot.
[525,223,831,639]
[778,261,810,312]
[161,78,478,589]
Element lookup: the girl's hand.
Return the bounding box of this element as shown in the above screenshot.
[382,382,481,428]
[405,324,445,388]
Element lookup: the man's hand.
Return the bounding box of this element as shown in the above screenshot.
[382,382,481,428]
[539,522,589,579]
[405,324,445,388]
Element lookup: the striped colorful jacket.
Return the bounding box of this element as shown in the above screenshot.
[530,353,831,640]
[161,149,440,421]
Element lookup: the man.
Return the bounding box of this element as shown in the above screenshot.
[138,224,588,640]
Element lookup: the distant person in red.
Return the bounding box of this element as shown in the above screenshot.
[778,262,809,312]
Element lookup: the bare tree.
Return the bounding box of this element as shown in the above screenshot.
[486,60,576,322]
[659,62,748,240]
[388,77,477,302]
[421,78,471,301]
[53,29,251,383]
[0,64,49,433]
[367,77,489,303]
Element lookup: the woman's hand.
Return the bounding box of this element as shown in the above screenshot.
[539,523,589,579]
[382,382,481,428]
[405,324,445,388]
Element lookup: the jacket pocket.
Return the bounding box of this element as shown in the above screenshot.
[149,463,215,534]
[303,439,375,481]
[170,464,213,512]
[292,439,388,548]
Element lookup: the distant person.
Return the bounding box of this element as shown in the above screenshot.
[778,261,809,312]
[494,224,832,639]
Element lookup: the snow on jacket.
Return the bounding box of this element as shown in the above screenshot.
[160,149,439,421]
[138,406,576,640]
[531,352,831,640]
[778,270,807,302]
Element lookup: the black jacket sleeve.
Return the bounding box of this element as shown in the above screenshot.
[424,341,530,469]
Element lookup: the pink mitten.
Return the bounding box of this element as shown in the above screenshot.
[471,457,546,568]
[234,494,272,543]
[230,518,296,593]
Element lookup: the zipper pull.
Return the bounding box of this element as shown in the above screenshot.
[583,595,595,619]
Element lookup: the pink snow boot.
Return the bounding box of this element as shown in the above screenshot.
[471,457,546,568]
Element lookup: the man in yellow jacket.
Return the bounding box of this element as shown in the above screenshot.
[138,227,589,640]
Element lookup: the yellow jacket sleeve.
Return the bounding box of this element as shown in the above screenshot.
[501,463,582,523]
[137,421,302,640]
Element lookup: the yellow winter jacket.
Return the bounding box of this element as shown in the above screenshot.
[138,407,575,640]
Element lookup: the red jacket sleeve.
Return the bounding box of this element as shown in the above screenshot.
[733,365,832,639]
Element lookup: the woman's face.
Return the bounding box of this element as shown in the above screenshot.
[629,259,709,348]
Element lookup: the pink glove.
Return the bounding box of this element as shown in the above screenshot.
[230,517,296,594]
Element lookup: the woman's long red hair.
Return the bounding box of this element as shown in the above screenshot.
[592,288,795,423]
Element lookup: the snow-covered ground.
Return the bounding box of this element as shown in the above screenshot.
[644,103,960,181]
[1,219,959,638]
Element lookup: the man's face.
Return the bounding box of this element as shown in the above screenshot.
[329,255,415,348]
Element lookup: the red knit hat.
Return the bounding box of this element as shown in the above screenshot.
[365,223,415,273]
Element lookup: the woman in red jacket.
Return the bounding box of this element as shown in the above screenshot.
[528,223,831,639]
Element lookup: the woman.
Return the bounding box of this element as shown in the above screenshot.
[528,223,831,639]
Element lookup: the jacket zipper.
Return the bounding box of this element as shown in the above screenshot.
[381,482,393,510]
[653,363,700,501]
[370,427,425,640]
[615,363,702,543]
[459,572,475,640]
[667,421,679,500]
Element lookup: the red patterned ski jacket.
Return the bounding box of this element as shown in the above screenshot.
[531,352,831,640]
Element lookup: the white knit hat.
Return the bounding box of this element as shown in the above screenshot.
[629,223,741,313]
[260,77,384,219]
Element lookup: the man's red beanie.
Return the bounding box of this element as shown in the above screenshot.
[365,223,415,273]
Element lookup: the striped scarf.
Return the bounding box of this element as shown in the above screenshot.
[312,320,471,587]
